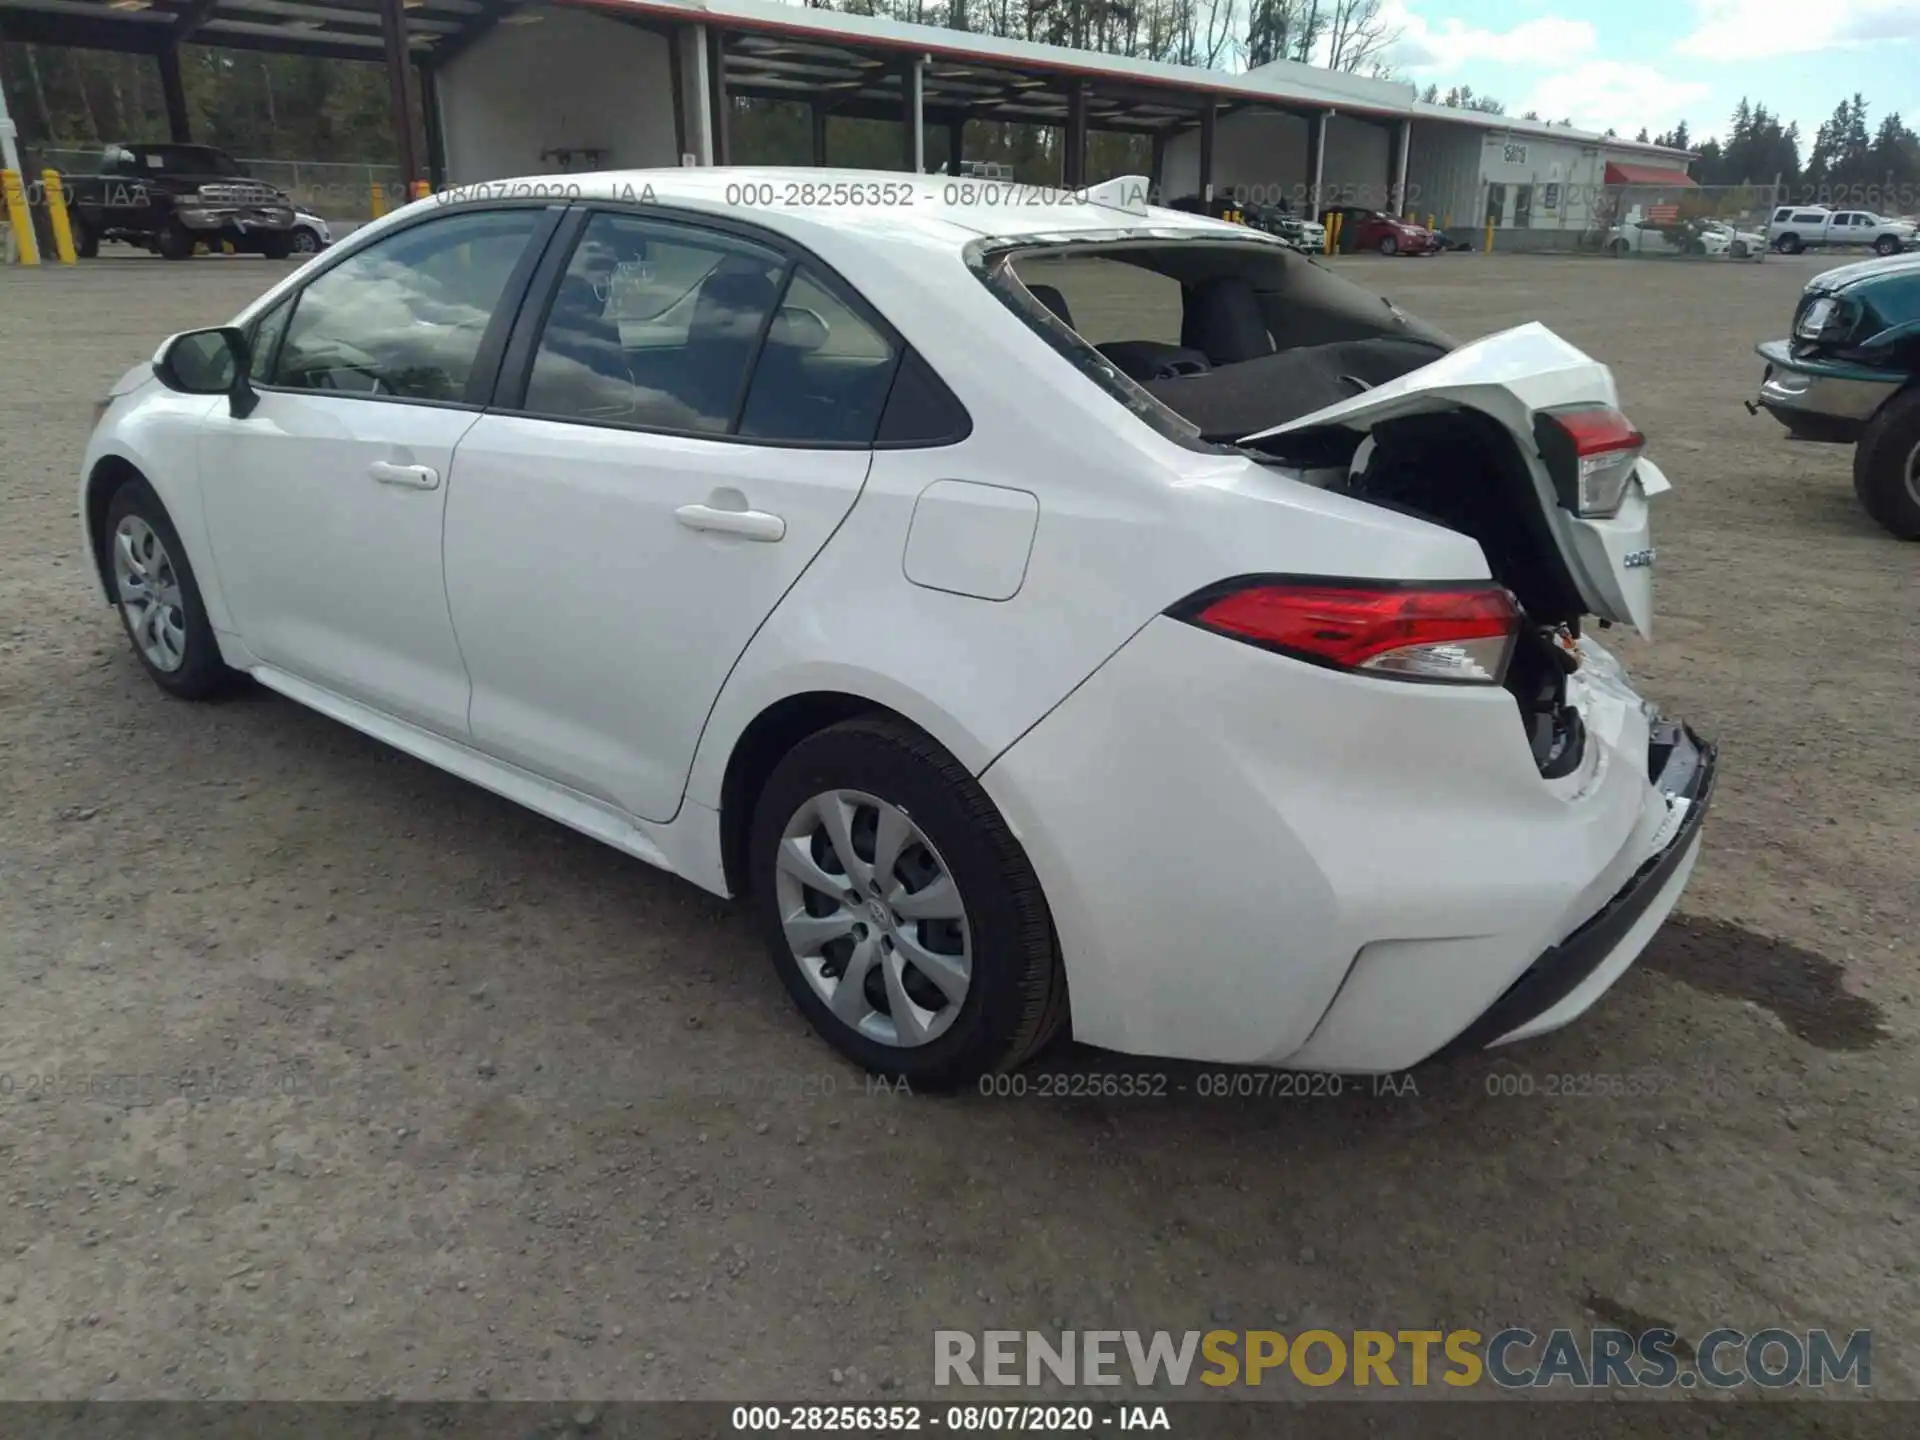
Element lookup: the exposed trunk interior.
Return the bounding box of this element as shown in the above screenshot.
[1252,410,1594,775]
[983,238,1600,776]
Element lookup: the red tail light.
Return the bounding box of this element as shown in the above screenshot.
[1175,579,1519,686]
[1535,405,1644,517]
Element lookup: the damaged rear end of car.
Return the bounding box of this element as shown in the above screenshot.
[972,226,1715,1070]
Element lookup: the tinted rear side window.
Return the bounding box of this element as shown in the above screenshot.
[737,267,901,444]
[875,349,971,447]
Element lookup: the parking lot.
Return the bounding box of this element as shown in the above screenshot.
[1,250,1916,1402]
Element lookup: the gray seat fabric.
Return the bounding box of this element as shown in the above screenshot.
[1180,276,1275,365]
[1026,283,1075,329]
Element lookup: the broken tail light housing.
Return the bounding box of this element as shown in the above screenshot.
[1173,578,1520,686]
[1534,404,1644,518]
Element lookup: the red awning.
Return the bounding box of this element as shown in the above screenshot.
[1605,162,1698,188]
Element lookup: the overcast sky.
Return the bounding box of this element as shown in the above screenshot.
[1379,0,1920,145]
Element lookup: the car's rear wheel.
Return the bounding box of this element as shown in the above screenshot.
[104,479,235,698]
[1777,233,1803,254]
[1607,238,1629,257]
[1874,234,1902,257]
[748,715,1066,1089]
[1853,391,1920,540]
[70,215,99,259]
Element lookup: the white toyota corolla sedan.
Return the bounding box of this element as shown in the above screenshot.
[82,167,1715,1087]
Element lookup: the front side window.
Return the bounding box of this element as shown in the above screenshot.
[523,213,787,433]
[249,296,292,384]
[270,208,543,403]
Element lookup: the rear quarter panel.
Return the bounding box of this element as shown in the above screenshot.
[686,227,1489,808]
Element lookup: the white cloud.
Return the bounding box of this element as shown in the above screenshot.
[1513,60,1713,136]
[1383,5,1597,73]
[1676,0,1920,60]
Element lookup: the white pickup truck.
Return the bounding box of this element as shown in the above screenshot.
[1767,206,1918,256]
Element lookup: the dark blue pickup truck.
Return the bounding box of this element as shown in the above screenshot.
[1754,252,1920,538]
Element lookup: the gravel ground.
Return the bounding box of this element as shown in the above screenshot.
[1,249,1915,1403]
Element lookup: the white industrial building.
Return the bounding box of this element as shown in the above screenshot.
[2,0,1695,244]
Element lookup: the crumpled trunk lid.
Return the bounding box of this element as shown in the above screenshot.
[1238,322,1667,637]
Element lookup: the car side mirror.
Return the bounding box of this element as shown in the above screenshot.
[155,326,258,419]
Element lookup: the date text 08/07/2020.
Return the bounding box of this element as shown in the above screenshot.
[730,1405,1170,1432]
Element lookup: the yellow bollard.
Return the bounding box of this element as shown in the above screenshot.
[1333,211,1344,253]
[410,179,430,201]
[1426,213,1436,232]
[1484,219,1495,253]
[42,170,77,263]
[370,183,387,219]
[2,169,39,265]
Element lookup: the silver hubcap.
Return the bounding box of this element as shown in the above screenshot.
[1906,441,1920,508]
[113,515,188,672]
[293,232,318,253]
[775,789,971,1048]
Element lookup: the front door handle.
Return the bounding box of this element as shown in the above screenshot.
[674,503,786,542]
[369,460,440,490]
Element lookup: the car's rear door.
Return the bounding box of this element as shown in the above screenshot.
[441,207,896,822]
[198,203,559,737]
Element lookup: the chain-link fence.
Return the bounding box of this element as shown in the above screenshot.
[31,148,402,221]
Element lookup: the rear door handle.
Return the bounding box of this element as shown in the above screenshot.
[673,503,786,542]
[369,460,440,490]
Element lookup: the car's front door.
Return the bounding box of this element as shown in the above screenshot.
[198,205,557,737]
[442,209,896,821]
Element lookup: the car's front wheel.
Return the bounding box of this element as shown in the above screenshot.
[103,478,236,698]
[156,223,195,260]
[290,227,321,255]
[1853,390,1920,539]
[748,715,1067,1089]
[1378,234,1398,256]
[70,215,99,259]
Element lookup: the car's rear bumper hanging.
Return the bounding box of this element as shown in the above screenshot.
[1435,722,1717,1061]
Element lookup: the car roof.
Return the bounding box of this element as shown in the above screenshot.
[431,166,1262,254]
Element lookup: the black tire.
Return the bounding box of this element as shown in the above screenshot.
[1607,239,1629,257]
[259,232,295,260]
[70,215,99,259]
[290,227,321,255]
[102,477,237,699]
[1777,233,1803,255]
[747,715,1067,1090]
[1378,234,1398,256]
[1874,234,1901,257]
[156,223,195,261]
[1852,390,1920,540]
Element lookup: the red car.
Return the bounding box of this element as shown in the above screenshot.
[1319,206,1442,256]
